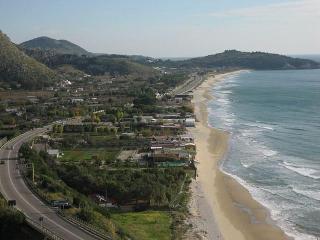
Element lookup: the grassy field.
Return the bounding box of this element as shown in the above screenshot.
[61,148,119,162]
[111,211,172,240]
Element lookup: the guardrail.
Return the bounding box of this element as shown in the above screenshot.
[58,212,112,240]
[1,124,114,240]
[0,137,7,147]
[23,172,112,240]
[26,217,64,240]
[0,130,64,240]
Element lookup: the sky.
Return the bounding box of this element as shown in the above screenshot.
[0,0,319,58]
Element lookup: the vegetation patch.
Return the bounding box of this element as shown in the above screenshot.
[112,211,172,240]
[61,148,119,163]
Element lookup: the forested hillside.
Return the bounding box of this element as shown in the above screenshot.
[172,50,320,70]
[20,36,90,56]
[0,31,57,89]
[24,50,157,78]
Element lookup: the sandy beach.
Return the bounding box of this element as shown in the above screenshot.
[186,72,290,240]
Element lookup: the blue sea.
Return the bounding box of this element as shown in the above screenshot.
[208,70,320,240]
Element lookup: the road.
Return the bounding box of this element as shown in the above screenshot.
[169,73,205,96]
[0,127,98,240]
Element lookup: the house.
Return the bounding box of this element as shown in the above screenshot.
[174,97,183,104]
[174,93,193,101]
[93,110,105,115]
[89,194,118,208]
[156,114,181,120]
[32,143,47,153]
[152,124,184,134]
[120,132,135,139]
[183,143,196,151]
[5,108,18,113]
[148,147,194,164]
[185,118,196,127]
[71,98,84,104]
[77,87,84,92]
[133,116,156,124]
[47,149,61,158]
[27,96,39,104]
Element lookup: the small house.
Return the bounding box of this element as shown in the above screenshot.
[185,118,196,127]
[47,149,61,158]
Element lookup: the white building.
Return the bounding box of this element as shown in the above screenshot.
[185,118,196,127]
[47,149,61,158]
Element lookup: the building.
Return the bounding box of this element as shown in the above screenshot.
[185,118,196,127]
[47,149,61,158]
[71,98,84,104]
[133,116,156,124]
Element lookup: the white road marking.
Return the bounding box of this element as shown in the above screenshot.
[3,130,85,240]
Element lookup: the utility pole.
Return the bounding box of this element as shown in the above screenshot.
[32,163,35,183]
[39,216,44,228]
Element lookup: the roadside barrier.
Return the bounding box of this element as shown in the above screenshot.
[26,217,64,240]
[1,123,114,240]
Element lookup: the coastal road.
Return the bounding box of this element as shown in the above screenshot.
[170,73,205,96]
[0,127,98,240]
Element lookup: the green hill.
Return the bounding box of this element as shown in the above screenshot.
[61,54,156,77]
[20,36,90,56]
[24,51,157,78]
[174,50,320,70]
[0,31,58,90]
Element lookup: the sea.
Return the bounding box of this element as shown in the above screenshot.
[208,69,320,240]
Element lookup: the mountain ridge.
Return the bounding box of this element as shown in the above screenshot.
[20,36,90,56]
[0,31,58,90]
[172,50,320,70]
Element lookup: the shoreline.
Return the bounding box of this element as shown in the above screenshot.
[187,72,290,240]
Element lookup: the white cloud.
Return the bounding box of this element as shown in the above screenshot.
[209,0,320,19]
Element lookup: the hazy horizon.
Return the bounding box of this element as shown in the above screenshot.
[1,0,320,58]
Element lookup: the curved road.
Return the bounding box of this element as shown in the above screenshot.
[0,127,98,240]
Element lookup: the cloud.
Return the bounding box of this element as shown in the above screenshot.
[208,0,320,19]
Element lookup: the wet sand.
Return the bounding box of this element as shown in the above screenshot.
[187,72,291,240]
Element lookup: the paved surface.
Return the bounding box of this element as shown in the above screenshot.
[0,127,98,240]
[170,74,204,96]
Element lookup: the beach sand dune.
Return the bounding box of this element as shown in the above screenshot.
[187,73,290,240]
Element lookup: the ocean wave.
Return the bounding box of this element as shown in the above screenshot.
[239,160,252,168]
[208,104,235,130]
[221,169,318,240]
[243,122,275,131]
[215,69,320,240]
[280,162,320,180]
[261,149,278,157]
[219,90,233,94]
[284,126,307,132]
[235,132,278,158]
[292,187,320,201]
[216,98,230,105]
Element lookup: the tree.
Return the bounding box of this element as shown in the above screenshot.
[0,203,25,235]
[115,109,124,124]
[57,124,63,134]
[133,88,156,106]
[91,113,100,123]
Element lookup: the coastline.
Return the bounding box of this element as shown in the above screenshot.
[187,72,290,240]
